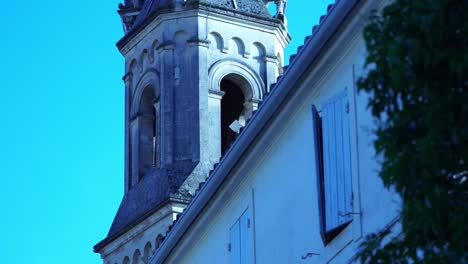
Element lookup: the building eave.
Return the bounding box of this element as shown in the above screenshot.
[149,1,362,263]
[93,196,189,254]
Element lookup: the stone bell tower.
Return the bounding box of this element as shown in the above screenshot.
[94,0,289,263]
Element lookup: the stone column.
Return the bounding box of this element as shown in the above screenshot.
[197,27,221,169]
[153,98,160,168]
[208,90,225,163]
[265,55,280,92]
[130,117,139,187]
[123,73,133,192]
[158,42,175,167]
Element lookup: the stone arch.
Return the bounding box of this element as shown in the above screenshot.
[152,39,159,51]
[143,242,152,262]
[150,39,159,64]
[131,70,160,118]
[132,249,141,264]
[128,59,138,76]
[251,42,266,59]
[155,234,164,249]
[208,32,224,51]
[122,256,130,264]
[130,70,160,183]
[219,75,249,154]
[251,42,267,84]
[209,59,265,101]
[229,37,245,56]
[139,49,149,72]
[209,59,265,154]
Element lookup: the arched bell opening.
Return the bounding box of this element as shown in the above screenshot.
[136,86,157,180]
[220,74,254,155]
[128,70,160,191]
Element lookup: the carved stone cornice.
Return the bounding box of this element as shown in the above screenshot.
[187,38,210,48]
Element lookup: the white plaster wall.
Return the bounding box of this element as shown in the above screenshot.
[164,1,400,263]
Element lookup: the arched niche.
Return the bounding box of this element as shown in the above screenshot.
[122,256,130,264]
[251,42,267,84]
[251,42,266,59]
[132,249,141,264]
[143,242,153,262]
[208,32,224,51]
[139,49,150,72]
[229,37,245,56]
[155,234,164,249]
[150,39,159,64]
[151,39,159,51]
[128,59,139,78]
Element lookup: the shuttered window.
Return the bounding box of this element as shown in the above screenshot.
[229,208,252,264]
[312,90,353,244]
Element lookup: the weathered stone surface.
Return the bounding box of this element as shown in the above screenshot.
[95,2,289,262]
[108,161,196,237]
[197,0,271,17]
[130,0,272,33]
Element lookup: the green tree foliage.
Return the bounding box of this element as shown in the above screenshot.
[355,0,468,263]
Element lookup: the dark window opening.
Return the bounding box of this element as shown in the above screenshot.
[221,79,245,155]
[138,87,157,180]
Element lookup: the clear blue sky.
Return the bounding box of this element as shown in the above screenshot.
[0,1,333,263]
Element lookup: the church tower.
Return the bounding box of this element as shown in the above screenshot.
[94,0,289,263]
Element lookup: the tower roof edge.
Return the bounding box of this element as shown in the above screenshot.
[116,1,285,51]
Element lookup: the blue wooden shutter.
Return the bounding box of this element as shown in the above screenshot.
[321,90,353,233]
[230,208,252,264]
[230,219,241,264]
[240,209,252,264]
